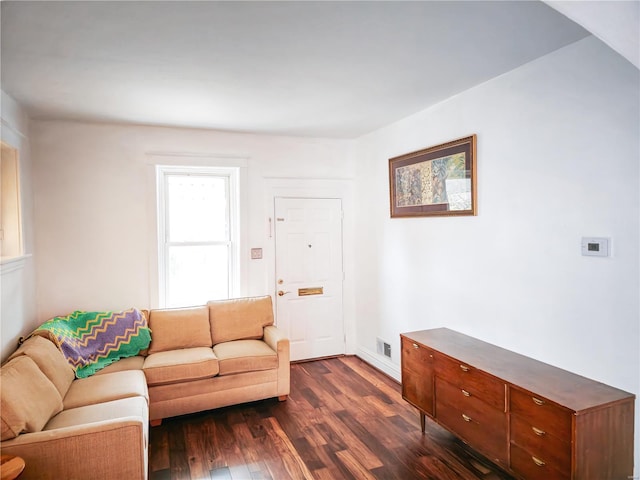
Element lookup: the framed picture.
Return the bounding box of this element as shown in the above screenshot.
[389,135,477,218]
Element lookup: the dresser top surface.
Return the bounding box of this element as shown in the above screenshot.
[401,328,634,412]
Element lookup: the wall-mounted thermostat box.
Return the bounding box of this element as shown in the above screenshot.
[581,237,610,257]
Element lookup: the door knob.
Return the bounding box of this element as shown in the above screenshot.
[277,290,290,297]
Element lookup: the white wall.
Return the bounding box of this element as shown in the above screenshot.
[0,91,37,361]
[354,36,640,470]
[30,122,355,322]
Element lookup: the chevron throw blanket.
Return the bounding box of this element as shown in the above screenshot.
[35,308,151,378]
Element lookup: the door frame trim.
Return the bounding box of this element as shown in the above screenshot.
[264,177,355,356]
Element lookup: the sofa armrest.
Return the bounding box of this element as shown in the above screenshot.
[263,324,288,352]
[263,325,290,398]
[0,418,148,480]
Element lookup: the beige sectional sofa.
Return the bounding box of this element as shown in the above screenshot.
[0,295,290,480]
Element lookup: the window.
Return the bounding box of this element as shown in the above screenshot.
[157,166,239,308]
[1,142,23,260]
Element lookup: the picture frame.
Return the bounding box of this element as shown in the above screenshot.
[389,135,477,218]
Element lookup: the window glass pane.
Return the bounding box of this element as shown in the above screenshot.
[167,175,228,242]
[167,245,229,307]
[1,142,23,259]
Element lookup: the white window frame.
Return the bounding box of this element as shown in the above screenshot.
[156,165,240,308]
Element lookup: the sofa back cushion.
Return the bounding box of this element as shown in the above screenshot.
[147,306,212,354]
[1,356,63,440]
[208,296,274,344]
[8,335,75,397]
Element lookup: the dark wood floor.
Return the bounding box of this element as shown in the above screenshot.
[149,356,515,480]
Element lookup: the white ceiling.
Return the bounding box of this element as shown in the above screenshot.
[545,0,639,70]
[0,1,611,138]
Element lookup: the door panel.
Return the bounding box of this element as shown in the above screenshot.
[275,197,344,361]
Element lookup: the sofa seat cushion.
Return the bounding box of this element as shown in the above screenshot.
[143,347,219,386]
[147,306,212,354]
[213,340,278,376]
[93,355,145,375]
[1,356,64,440]
[63,370,149,409]
[8,335,75,397]
[45,396,148,432]
[209,296,274,344]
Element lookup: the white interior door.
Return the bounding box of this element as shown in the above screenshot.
[274,197,344,361]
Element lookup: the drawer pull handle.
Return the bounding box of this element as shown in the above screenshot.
[412,343,419,349]
[461,389,471,397]
[532,397,545,406]
[461,414,472,422]
[459,365,470,372]
[532,426,546,436]
[531,456,546,467]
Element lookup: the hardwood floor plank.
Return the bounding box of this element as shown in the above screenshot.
[296,359,332,375]
[289,435,325,471]
[248,416,295,479]
[184,417,217,478]
[361,393,399,418]
[210,466,231,480]
[208,413,255,478]
[167,418,192,479]
[339,356,401,397]
[150,469,173,480]
[230,422,273,479]
[325,359,391,402]
[314,420,348,452]
[320,445,359,480]
[310,441,356,479]
[299,386,324,409]
[319,409,384,470]
[149,422,171,473]
[310,467,336,480]
[334,409,397,459]
[335,450,377,480]
[337,357,432,431]
[149,356,515,480]
[289,364,345,416]
[265,416,315,479]
[207,414,244,471]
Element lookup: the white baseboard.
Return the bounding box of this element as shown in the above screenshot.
[356,346,401,382]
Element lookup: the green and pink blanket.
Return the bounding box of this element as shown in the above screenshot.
[34,308,151,378]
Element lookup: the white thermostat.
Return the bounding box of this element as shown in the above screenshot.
[581,237,610,257]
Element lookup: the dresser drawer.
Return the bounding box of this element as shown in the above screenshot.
[401,337,432,372]
[511,414,571,477]
[434,353,505,410]
[510,387,572,441]
[510,442,570,480]
[436,377,503,423]
[436,394,508,464]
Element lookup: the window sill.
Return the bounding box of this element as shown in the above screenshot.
[0,254,32,275]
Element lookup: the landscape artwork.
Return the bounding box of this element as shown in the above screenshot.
[389,135,476,217]
[395,152,468,209]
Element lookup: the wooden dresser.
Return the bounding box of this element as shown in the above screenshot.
[400,328,635,480]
